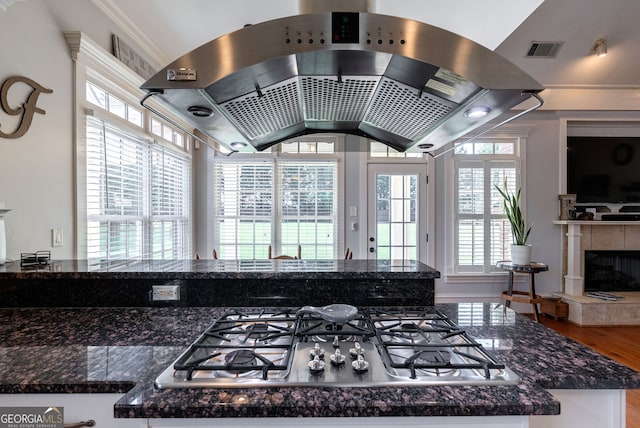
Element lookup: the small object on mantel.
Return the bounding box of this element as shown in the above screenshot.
[558,194,576,220]
[541,297,569,321]
[577,212,594,220]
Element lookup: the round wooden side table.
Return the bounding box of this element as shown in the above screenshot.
[497,261,549,322]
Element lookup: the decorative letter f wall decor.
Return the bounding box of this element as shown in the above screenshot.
[0,75,53,139]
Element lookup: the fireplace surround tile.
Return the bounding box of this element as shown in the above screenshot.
[624,226,640,249]
[591,225,625,249]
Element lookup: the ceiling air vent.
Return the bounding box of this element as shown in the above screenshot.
[526,41,564,58]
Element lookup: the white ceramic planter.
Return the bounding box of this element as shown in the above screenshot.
[511,244,532,265]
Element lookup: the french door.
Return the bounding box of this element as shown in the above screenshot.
[367,163,429,263]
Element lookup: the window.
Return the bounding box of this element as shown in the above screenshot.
[151,117,185,149]
[86,82,143,127]
[85,87,191,260]
[69,33,193,261]
[213,138,340,259]
[369,141,425,158]
[450,137,523,274]
[278,162,337,259]
[214,162,273,259]
[375,174,418,261]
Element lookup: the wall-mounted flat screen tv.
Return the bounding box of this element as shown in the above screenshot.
[567,136,640,203]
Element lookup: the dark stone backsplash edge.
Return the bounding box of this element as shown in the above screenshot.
[0,259,437,308]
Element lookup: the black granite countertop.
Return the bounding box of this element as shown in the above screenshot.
[1,304,639,419]
[0,259,438,308]
[0,259,441,279]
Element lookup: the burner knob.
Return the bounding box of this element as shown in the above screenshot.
[329,348,346,365]
[349,341,365,358]
[310,343,325,359]
[352,354,369,373]
[308,355,326,373]
[332,336,340,347]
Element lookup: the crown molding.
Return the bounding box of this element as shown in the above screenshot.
[89,0,170,69]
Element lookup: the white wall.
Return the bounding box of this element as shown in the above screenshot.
[0,0,75,260]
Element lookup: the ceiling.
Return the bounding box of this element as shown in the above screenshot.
[496,0,640,88]
[98,0,542,66]
[94,0,640,91]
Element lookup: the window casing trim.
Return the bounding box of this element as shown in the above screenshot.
[67,31,193,259]
[444,128,531,282]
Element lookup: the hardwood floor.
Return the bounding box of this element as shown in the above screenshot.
[538,316,640,427]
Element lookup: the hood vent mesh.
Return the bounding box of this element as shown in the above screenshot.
[222,78,302,140]
[363,79,455,140]
[302,76,378,122]
[221,76,456,142]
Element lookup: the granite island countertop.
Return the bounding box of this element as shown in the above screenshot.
[0,259,439,308]
[0,259,441,280]
[1,304,639,419]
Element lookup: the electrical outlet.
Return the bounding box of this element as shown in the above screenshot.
[152,285,180,301]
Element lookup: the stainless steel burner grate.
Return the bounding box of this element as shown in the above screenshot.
[155,307,519,389]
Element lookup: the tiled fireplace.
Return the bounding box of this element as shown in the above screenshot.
[557,220,640,325]
[584,250,640,292]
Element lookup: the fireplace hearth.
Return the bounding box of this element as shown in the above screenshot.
[585,250,640,292]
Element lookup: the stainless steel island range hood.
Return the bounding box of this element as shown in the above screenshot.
[141,11,543,154]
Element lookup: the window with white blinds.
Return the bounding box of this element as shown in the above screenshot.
[86,117,191,260]
[214,163,274,259]
[452,137,521,274]
[213,159,338,259]
[279,162,337,259]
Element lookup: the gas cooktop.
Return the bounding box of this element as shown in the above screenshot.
[154,307,519,389]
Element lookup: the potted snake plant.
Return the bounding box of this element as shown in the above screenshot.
[495,179,532,265]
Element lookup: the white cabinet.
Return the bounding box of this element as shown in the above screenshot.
[530,389,625,428]
[2,394,146,428]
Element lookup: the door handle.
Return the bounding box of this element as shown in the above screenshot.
[64,420,95,428]
[369,247,375,252]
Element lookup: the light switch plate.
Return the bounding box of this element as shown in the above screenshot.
[52,229,63,247]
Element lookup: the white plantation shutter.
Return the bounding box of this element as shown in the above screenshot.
[490,166,517,266]
[86,117,191,260]
[456,166,485,271]
[455,160,517,273]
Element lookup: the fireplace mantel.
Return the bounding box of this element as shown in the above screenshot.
[554,220,640,295]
